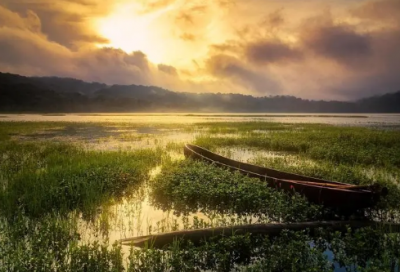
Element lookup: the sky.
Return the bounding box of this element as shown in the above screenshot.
[0,0,399,100]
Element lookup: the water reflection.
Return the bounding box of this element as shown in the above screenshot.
[2,113,400,127]
[216,147,287,163]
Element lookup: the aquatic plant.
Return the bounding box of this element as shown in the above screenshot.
[0,141,162,218]
[151,160,322,222]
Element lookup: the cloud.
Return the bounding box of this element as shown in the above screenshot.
[1,0,109,48]
[175,4,207,25]
[205,54,281,94]
[0,17,73,76]
[0,5,41,33]
[74,49,152,84]
[179,33,196,41]
[351,0,400,24]
[139,0,176,14]
[0,5,153,85]
[259,8,285,31]
[0,4,233,95]
[296,3,400,98]
[158,64,178,76]
[204,1,400,99]
[300,19,372,66]
[245,40,303,65]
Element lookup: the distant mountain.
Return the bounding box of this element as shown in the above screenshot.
[34,76,107,96]
[357,91,400,113]
[0,73,106,95]
[0,72,148,112]
[0,72,399,113]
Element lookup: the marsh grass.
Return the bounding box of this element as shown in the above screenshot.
[151,160,322,222]
[0,214,126,272]
[0,140,162,219]
[1,214,399,272]
[1,121,400,271]
[195,125,400,167]
[194,123,400,214]
[252,156,400,214]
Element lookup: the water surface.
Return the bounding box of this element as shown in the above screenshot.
[2,113,400,127]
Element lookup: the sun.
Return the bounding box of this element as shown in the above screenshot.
[96,3,166,63]
[94,1,218,68]
[98,14,149,53]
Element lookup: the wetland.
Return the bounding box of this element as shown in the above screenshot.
[1,114,400,271]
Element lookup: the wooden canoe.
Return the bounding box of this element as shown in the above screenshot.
[184,144,387,210]
[120,221,400,248]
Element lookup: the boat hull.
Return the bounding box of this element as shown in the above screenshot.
[184,144,380,210]
[120,221,400,248]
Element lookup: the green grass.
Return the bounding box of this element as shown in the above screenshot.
[195,124,400,167]
[251,155,400,213]
[1,121,400,271]
[151,160,322,222]
[0,214,125,272]
[0,140,162,219]
[193,123,400,215]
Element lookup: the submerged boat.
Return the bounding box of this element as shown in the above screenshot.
[120,220,400,248]
[184,144,387,210]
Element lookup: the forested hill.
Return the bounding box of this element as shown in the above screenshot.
[0,72,399,113]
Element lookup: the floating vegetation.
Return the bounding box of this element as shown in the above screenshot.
[151,160,322,222]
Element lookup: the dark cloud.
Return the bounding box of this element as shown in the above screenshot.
[74,49,152,84]
[351,0,400,24]
[0,29,152,85]
[295,1,400,97]
[259,8,285,30]
[158,64,178,76]
[301,23,371,66]
[206,54,281,94]
[245,40,302,64]
[205,1,400,98]
[334,29,400,99]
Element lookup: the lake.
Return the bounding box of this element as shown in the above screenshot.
[1,113,400,127]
